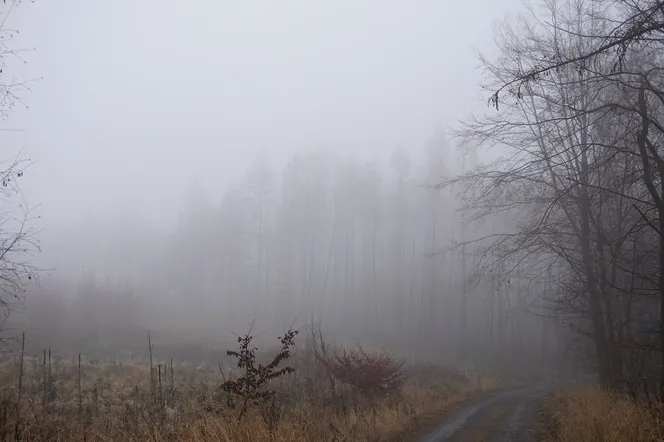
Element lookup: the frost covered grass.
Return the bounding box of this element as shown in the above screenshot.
[0,345,491,441]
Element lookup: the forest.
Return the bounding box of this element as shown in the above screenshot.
[2,0,664,441]
[11,134,564,376]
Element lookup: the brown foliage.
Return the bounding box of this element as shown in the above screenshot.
[317,345,405,397]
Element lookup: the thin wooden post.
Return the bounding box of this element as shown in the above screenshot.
[148,331,154,401]
[42,349,47,407]
[78,354,82,418]
[15,331,25,441]
[170,358,174,407]
[158,363,162,408]
[48,346,52,404]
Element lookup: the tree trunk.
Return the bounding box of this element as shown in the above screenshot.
[636,84,664,398]
[580,190,612,387]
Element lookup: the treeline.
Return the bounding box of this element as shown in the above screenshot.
[12,130,567,374]
[454,0,664,394]
[11,273,145,354]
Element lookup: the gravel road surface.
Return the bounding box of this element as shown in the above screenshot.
[417,386,551,442]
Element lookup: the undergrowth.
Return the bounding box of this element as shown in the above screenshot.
[0,327,492,441]
[537,388,664,442]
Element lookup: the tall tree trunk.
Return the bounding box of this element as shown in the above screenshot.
[304,233,316,315]
[659,216,664,398]
[371,218,379,341]
[579,156,611,387]
[597,236,621,380]
[458,231,468,361]
[636,84,664,397]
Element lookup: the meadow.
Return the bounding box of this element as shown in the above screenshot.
[0,326,494,441]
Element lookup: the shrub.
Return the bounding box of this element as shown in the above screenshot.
[317,345,405,397]
[221,326,298,420]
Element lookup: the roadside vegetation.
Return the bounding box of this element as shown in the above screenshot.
[538,388,664,442]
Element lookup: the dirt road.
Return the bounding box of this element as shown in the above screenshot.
[416,386,551,442]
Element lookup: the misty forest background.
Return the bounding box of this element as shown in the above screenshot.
[6,0,664,401]
[9,133,565,375]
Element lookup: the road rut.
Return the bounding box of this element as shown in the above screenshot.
[417,386,550,442]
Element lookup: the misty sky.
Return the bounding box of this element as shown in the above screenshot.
[5,0,520,235]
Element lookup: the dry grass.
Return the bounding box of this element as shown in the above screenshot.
[538,388,664,442]
[0,350,493,441]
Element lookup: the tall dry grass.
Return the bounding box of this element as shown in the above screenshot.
[538,388,664,442]
[0,349,492,441]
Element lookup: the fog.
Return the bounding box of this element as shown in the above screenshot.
[11,0,517,227]
[1,0,571,376]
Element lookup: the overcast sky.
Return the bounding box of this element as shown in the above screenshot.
[4,0,521,236]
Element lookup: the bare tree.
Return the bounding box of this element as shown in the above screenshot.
[0,1,40,339]
[490,0,664,107]
[0,153,39,337]
[448,0,657,387]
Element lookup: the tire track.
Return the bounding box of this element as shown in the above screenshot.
[417,386,550,442]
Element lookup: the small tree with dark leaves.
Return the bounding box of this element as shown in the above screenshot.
[221,326,298,420]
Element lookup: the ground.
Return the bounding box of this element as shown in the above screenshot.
[412,386,551,442]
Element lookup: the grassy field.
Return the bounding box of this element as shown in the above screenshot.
[537,388,664,442]
[0,334,496,441]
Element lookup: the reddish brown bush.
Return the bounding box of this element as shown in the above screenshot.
[317,345,405,396]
